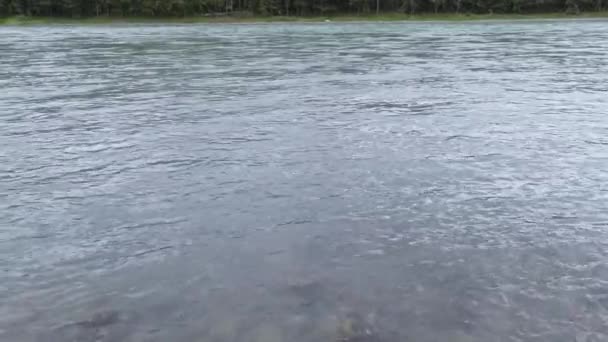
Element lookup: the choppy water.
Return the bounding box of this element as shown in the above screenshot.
[2,20,608,342]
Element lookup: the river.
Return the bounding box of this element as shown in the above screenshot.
[2,20,608,341]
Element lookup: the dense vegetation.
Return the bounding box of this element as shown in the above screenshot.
[0,0,602,18]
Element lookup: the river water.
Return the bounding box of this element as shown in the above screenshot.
[2,20,608,341]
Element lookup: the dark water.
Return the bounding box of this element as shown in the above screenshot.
[2,20,608,341]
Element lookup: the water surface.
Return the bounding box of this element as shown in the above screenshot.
[2,20,608,341]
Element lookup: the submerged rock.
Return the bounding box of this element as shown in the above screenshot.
[336,312,381,342]
[73,311,122,329]
[49,310,133,342]
[282,280,384,341]
[287,280,326,307]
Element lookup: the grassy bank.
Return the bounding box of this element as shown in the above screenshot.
[2,12,608,25]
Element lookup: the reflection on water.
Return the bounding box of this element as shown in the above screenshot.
[1,20,608,342]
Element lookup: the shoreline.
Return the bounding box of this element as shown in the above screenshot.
[2,12,608,25]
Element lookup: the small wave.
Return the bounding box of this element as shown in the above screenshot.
[584,140,608,145]
[445,134,477,141]
[144,158,203,167]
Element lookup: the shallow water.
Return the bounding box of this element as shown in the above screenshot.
[2,20,608,341]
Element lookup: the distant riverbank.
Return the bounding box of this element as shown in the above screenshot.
[3,12,608,25]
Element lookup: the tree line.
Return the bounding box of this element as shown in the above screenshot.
[0,0,602,18]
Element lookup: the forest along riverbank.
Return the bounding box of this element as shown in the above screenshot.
[2,0,607,19]
[3,12,608,25]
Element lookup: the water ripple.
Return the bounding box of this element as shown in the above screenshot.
[2,21,608,342]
